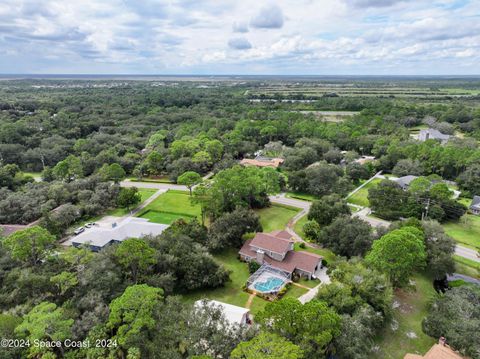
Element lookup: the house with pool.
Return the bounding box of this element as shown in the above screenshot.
[239,230,323,297]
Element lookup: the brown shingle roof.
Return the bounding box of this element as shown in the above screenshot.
[270,230,293,240]
[239,232,322,275]
[250,232,293,255]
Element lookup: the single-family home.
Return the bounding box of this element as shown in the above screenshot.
[354,155,376,165]
[404,339,465,359]
[418,128,451,144]
[393,175,418,190]
[70,217,168,251]
[470,195,480,215]
[239,230,322,279]
[240,156,284,168]
[194,300,251,326]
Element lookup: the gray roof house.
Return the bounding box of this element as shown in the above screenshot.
[418,128,451,144]
[71,217,168,251]
[393,175,418,190]
[470,196,480,215]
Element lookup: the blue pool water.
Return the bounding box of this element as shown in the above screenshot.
[254,277,285,293]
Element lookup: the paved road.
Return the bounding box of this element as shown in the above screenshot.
[269,193,311,210]
[119,183,479,264]
[353,207,391,228]
[455,245,480,263]
[298,267,331,304]
[120,180,187,191]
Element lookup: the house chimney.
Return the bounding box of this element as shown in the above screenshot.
[426,132,430,140]
[439,336,446,346]
[256,249,265,264]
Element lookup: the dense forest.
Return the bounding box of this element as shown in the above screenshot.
[0,78,479,359]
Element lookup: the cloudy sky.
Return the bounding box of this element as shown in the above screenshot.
[0,0,479,75]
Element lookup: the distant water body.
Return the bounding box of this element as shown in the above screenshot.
[1,74,479,82]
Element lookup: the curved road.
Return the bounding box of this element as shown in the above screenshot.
[120,181,480,263]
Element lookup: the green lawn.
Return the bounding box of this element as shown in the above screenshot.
[107,188,158,217]
[297,277,320,288]
[347,178,382,207]
[293,242,336,264]
[182,249,255,310]
[23,171,42,181]
[256,204,300,232]
[458,197,472,207]
[372,273,436,359]
[285,192,318,201]
[137,190,201,224]
[443,214,480,249]
[453,255,480,279]
[293,215,309,239]
[283,284,309,298]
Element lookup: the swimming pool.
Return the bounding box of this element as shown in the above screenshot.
[253,276,286,293]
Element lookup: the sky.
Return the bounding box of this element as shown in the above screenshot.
[0,0,479,75]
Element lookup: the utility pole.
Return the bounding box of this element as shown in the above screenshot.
[422,198,431,220]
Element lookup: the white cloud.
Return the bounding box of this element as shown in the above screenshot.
[0,0,478,74]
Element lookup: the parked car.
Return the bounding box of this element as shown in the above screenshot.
[84,222,97,228]
[74,227,85,235]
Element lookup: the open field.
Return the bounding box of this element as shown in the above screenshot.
[454,255,480,279]
[137,189,200,224]
[248,84,480,99]
[292,110,359,122]
[443,214,480,250]
[256,204,300,232]
[372,273,436,359]
[107,188,157,217]
[347,178,382,207]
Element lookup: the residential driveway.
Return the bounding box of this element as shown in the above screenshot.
[298,267,331,304]
[353,207,391,228]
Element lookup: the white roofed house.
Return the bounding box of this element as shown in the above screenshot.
[418,128,451,144]
[70,217,168,251]
[194,300,252,326]
[470,195,480,215]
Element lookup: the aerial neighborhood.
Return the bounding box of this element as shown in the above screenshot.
[1,78,479,359]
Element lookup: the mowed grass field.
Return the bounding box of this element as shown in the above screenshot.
[137,189,201,224]
[255,204,300,232]
[443,214,480,250]
[347,178,382,207]
[372,273,436,359]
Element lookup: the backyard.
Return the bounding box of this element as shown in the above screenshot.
[255,204,300,232]
[347,178,382,207]
[136,189,201,224]
[372,273,436,359]
[182,249,312,315]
